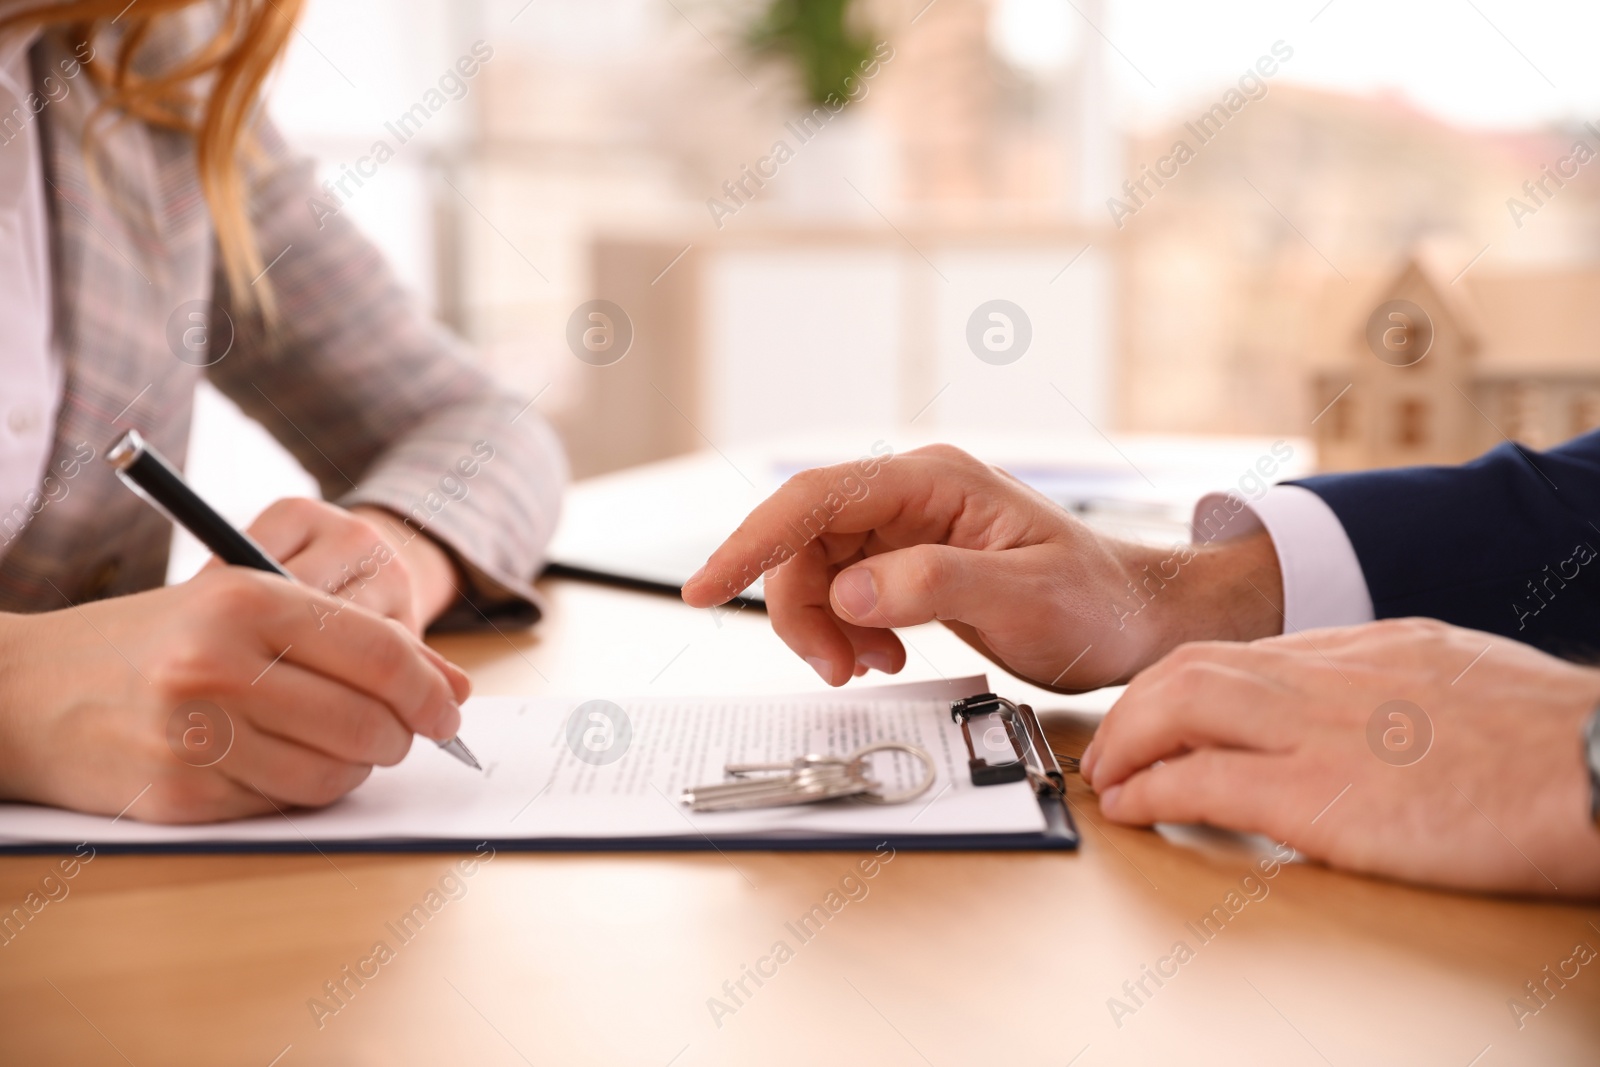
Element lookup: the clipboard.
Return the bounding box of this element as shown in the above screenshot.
[0,685,1079,855]
[944,692,1077,850]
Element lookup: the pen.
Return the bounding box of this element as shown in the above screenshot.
[107,429,482,771]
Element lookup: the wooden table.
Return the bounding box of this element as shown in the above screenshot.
[2,574,1598,1066]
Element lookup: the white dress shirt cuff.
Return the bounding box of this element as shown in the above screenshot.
[1191,485,1375,632]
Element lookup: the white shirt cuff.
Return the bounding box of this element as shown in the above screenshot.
[1191,485,1375,633]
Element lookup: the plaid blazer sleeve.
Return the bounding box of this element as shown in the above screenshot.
[205,121,566,628]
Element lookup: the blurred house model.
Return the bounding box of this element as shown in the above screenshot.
[1117,86,1600,441]
[1310,248,1600,471]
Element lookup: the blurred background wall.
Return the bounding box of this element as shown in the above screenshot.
[178,0,1600,568]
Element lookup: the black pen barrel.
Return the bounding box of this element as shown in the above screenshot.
[108,430,292,579]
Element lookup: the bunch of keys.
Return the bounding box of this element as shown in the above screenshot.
[680,741,937,812]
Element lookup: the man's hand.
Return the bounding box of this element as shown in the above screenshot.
[0,565,472,823]
[1082,618,1600,897]
[682,445,1285,690]
[230,498,461,634]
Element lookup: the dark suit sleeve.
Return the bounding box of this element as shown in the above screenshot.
[1289,433,1600,660]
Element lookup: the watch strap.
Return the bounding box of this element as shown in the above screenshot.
[1586,706,1600,828]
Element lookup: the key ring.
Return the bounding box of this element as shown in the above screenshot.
[848,742,937,805]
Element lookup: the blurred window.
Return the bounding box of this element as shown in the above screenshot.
[1396,398,1428,448]
[1503,385,1535,443]
[1570,391,1600,436]
[1330,390,1353,441]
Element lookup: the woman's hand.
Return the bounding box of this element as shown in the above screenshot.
[0,565,471,823]
[227,498,461,634]
[1082,618,1600,897]
[682,445,1284,691]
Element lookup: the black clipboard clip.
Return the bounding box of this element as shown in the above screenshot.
[950,693,1065,799]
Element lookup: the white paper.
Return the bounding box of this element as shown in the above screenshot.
[0,677,1047,847]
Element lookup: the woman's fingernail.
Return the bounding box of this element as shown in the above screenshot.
[858,651,895,673]
[834,570,878,619]
[1099,784,1122,812]
[805,657,835,684]
[1079,740,1097,781]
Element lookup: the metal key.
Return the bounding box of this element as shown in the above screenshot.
[680,743,936,812]
[680,755,870,811]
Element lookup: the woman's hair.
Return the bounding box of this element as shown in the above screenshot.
[0,0,303,315]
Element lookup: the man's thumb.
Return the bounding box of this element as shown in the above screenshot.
[830,545,999,629]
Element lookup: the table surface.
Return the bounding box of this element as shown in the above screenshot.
[5,554,1600,1064]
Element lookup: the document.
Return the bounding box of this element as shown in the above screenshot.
[0,677,1050,848]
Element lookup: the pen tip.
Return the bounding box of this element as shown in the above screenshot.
[439,736,483,771]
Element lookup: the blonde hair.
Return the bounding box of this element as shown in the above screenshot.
[0,0,303,315]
